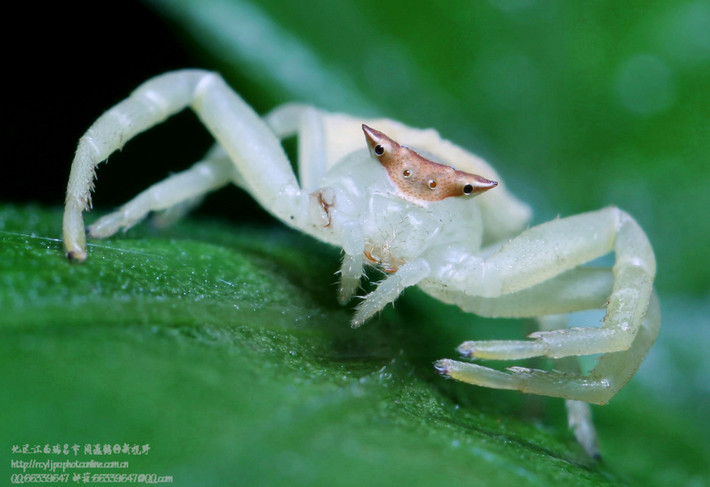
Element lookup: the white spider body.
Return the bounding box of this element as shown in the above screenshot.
[315,151,485,272]
[62,70,660,457]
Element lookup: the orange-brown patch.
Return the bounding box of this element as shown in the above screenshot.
[362,125,498,203]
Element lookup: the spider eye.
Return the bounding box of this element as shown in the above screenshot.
[374,145,385,156]
[463,183,474,195]
[428,179,437,189]
[402,169,412,178]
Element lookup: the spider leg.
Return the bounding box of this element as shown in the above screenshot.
[264,104,328,192]
[435,292,659,405]
[64,70,309,261]
[538,314,599,457]
[430,207,658,404]
[429,266,614,322]
[338,251,365,304]
[453,267,613,360]
[336,221,366,304]
[351,258,431,327]
[88,145,235,238]
[434,207,656,360]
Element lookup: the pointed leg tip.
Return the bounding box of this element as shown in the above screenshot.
[66,249,87,263]
[456,344,474,358]
[433,359,453,375]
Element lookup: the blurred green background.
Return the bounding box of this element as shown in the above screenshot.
[2,1,709,485]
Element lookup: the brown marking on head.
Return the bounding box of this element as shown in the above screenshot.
[361,125,498,203]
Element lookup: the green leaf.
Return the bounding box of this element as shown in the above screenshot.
[2,205,707,486]
[1,206,582,484]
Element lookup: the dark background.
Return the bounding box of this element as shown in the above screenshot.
[6,2,265,222]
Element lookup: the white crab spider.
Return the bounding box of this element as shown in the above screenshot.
[63,70,659,457]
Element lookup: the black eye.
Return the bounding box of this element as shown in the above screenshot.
[463,184,474,195]
[374,145,385,156]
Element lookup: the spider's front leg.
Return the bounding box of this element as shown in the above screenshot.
[63,70,310,261]
[350,258,431,327]
[433,207,659,405]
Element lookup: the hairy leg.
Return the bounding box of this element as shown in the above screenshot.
[433,208,655,361]
[436,292,660,405]
[88,146,235,238]
[64,70,308,261]
[351,258,431,327]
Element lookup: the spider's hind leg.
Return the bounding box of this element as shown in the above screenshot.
[64,70,308,261]
[89,145,236,238]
